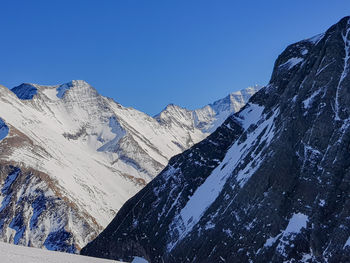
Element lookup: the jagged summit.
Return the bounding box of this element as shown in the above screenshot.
[194,86,260,132]
[56,80,93,99]
[155,86,260,133]
[81,16,350,263]
[209,85,260,113]
[154,103,189,119]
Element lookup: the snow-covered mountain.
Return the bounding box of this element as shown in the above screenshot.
[0,80,257,252]
[82,17,350,262]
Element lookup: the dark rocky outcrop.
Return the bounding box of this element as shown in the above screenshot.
[82,17,350,262]
[11,84,38,100]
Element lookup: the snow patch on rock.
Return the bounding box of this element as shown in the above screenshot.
[303,89,322,110]
[279,57,304,70]
[276,213,309,256]
[343,236,350,249]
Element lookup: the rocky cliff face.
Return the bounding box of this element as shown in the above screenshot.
[0,79,255,252]
[81,17,350,262]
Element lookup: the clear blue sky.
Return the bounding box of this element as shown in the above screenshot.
[1,1,350,115]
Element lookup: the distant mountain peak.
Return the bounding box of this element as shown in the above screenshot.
[209,85,261,114]
[154,86,261,134]
[194,85,261,132]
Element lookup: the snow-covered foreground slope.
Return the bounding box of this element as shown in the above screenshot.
[0,80,257,252]
[0,241,121,263]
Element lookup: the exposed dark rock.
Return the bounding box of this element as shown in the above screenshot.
[82,17,350,262]
[0,164,97,253]
[11,84,38,100]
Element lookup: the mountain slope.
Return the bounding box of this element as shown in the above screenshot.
[0,80,256,252]
[81,17,350,263]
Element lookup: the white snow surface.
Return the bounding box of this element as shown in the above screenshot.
[276,213,309,257]
[238,103,265,130]
[263,234,282,248]
[283,213,308,235]
[302,89,322,109]
[259,213,309,257]
[131,257,149,263]
[0,242,121,263]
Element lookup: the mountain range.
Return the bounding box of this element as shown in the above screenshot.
[0,80,258,252]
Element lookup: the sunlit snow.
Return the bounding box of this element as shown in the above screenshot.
[0,241,121,263]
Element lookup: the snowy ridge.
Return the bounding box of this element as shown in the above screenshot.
[156,86,260,134]
[193,86,260,132]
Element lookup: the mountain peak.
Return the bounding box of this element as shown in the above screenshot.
[163,103,183,110]
[68,79,90,86]
[154,87,259,133]
[209,86,261,112]
[56,80,94,99]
